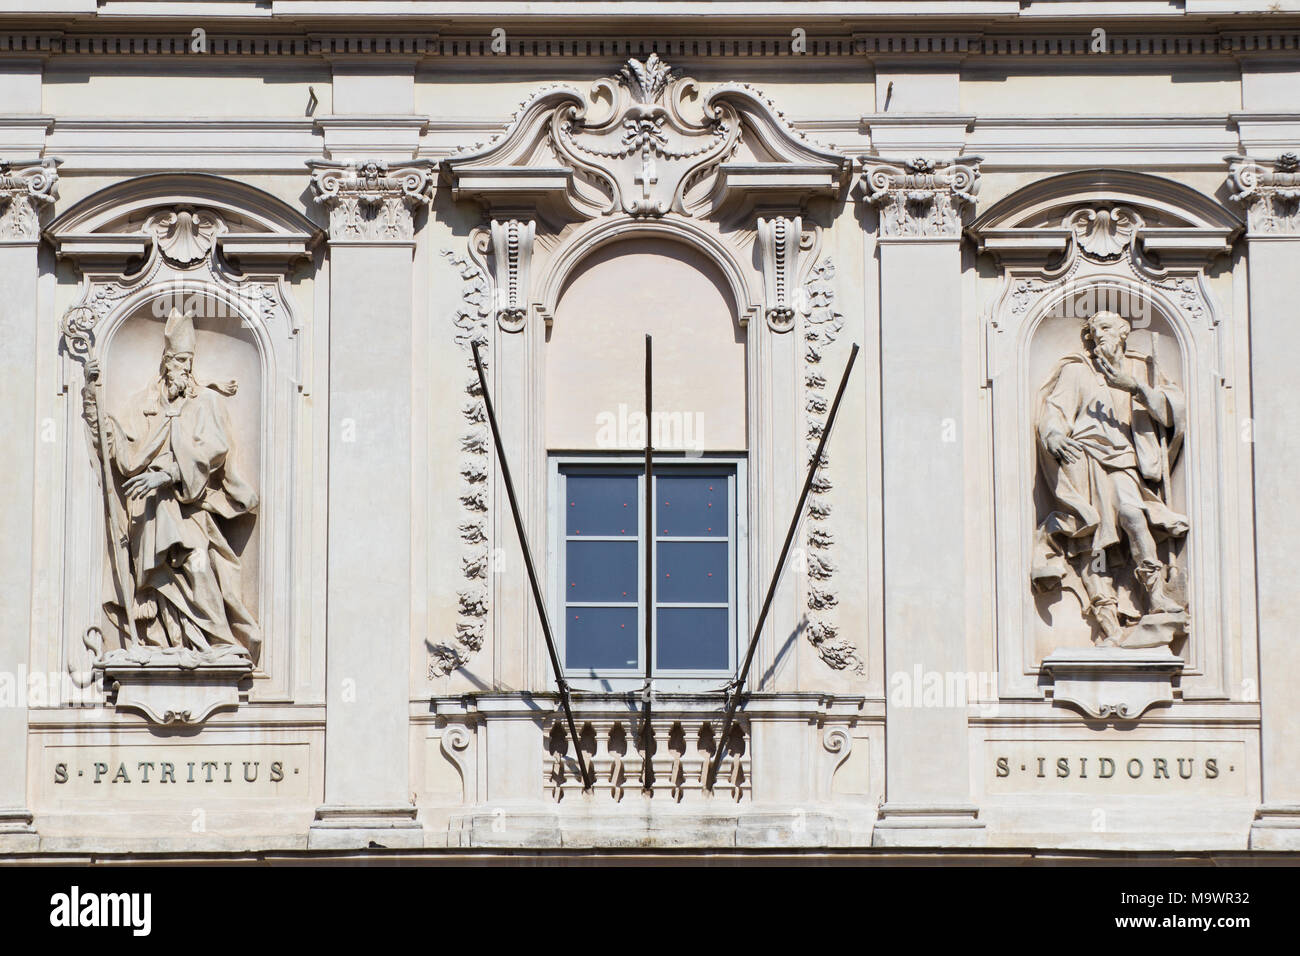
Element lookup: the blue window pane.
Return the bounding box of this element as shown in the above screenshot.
[656,473,727,538]
[565,473,638,537]
[657,541,728,604]
[566,541,637,603]
[566,606,639,671]
[656,607,729,671]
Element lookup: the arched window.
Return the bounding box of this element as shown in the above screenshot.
[546,237,746,683]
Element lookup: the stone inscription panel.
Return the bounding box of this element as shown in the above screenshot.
[985,741,1247,796]
[41,744,311,801]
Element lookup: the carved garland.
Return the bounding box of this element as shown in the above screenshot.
[802,258,864,674]
[432,246,493,677]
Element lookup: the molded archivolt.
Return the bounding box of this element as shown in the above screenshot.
[972,169,1242,702]
[46,173,321,704]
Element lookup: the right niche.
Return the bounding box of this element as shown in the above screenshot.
[970,171,1243,702]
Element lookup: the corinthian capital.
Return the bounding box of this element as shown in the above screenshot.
[860,155,980,239]
[1227,153,1300,236]
[308,158,435,241]
[0,157,60,241]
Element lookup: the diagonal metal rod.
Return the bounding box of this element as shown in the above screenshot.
[471,341,595,792]
[707,343,859,792]
[641,333,655,791]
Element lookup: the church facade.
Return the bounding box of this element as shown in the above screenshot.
[1,0,1297,857]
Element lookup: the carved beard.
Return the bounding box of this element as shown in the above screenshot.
[164,368,193,401]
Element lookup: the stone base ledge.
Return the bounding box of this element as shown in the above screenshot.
[0,809,38,852]
[307,804,423,850]
[873,803,987,848]
[448,806,875,849]
[1248,805,1300,850]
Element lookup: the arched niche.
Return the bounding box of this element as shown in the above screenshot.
[47,174,321,706]
[100,290,265,633]
[970,170,1241,704]
[1023,282,1191,660]
[546,236,746,451]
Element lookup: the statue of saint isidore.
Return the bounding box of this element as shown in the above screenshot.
[1032,309,1190,648]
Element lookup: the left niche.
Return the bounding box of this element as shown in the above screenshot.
[46,176,321,720]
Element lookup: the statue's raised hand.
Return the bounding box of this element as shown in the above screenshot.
[1096,354,1139,393]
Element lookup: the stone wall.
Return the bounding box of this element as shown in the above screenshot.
[0,1,1296,854]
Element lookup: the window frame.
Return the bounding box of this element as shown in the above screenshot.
[548,451,748,692]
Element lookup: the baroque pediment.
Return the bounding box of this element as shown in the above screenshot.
[444,55,850,224]
[968,169,1241,269]
[47,172,321,273]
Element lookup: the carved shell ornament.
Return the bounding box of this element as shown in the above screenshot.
[146,207,226,267]
[1067,205,1143,260]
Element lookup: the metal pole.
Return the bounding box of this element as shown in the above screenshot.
[642,334,654,792]
[706,343,859,791]
[470,341,595,792]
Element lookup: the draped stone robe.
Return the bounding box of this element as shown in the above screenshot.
[1032,348,1188,612]
[99,378,260,658]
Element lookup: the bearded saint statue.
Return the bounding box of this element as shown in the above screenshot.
[1031,309,1190,648]
[80,308,260,662]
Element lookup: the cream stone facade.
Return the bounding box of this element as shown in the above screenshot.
[1,0,1298,858]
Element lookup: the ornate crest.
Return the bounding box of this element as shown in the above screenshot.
[552,55,741,217]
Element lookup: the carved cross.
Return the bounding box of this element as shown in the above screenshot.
[635,148,658,201]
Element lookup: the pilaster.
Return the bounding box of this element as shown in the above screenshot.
[0,157,58,849]
[1228,153,1300,850]
[861,156,986,846]
[307,158,434,849]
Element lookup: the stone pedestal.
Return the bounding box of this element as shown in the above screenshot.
[1041,647,1184,720]
[100,653,253,726]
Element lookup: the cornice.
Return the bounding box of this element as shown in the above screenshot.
[1,23,1297,60]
